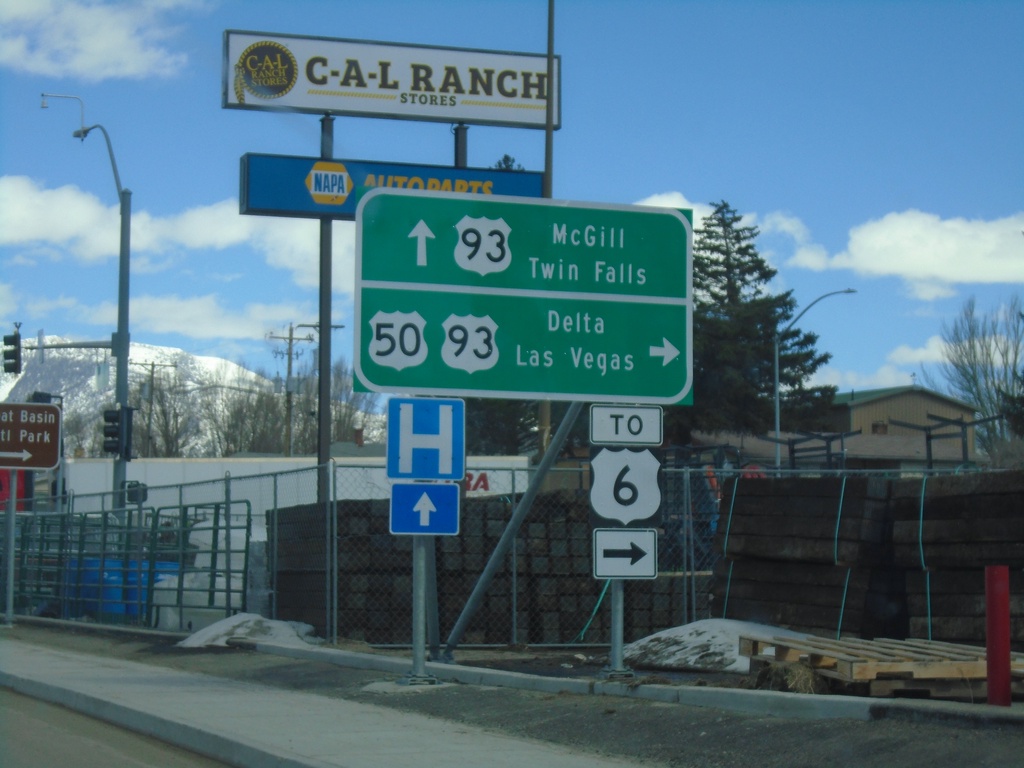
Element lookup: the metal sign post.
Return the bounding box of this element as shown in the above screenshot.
[1,403,62,626]
[4,470,14,626]
[589,406,665,679]
[386,397,465,684]
[606,579,629,678]
[404,535,435,685]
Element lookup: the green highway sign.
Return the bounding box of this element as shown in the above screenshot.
[355,189,692,404]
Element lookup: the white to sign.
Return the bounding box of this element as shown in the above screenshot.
[589,447,663,527]
[590,404,663,446]
[356,189,693,404]
[593,528,658,579]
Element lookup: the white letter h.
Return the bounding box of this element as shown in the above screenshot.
[398,403,453,475]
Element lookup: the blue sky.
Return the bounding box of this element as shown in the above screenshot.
[1,0,1022,399]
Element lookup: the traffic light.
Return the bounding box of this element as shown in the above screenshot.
[102,405,133,460]
[2,330,21,374]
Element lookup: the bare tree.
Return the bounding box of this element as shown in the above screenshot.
[121,355,374,459]
[63,409,98,458]
[286,355,381,454]
[331,357,381,443]
[926,295,1024,465]
[147,373,203,457]
[200,368,283,457]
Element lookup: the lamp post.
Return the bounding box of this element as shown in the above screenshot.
[42,93,132,501]
[773,288,856,468]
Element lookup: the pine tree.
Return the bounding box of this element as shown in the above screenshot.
[667,201,833,443]
[460,154,535,455]
[1002,383,1024,437]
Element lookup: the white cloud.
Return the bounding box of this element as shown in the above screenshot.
[787,209,1024,300]
[0,282,17,321]
[139,199,255,252]
[0,176,357,296]
[0,176,121,263]
[886,335,946,365]
[811,364,918,391]
[633,192,714,226]
[759,211,830,271]
[0,175,356,343]
[14,291,317,343]
[31,295,85,318]
[0,0,197,81]
[93,294,316,340]
[811,337,948,391]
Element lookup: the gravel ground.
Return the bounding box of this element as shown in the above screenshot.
[4,621,1024,768]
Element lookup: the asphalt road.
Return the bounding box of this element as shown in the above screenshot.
[4,622,1024,768]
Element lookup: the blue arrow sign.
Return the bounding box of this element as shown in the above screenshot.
[390,483,460,536]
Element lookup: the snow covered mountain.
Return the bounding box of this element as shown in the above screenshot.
[1,336,263,408]
[1,337,277,456]
[2,335,385,456]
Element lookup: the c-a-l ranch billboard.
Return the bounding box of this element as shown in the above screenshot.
[223,31,560,129]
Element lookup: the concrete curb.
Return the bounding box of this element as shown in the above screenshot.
[0,669,331,768]
[236,639,1024,726]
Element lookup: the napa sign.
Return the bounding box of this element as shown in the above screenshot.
[240,154,543,220]
[223,30,560,129]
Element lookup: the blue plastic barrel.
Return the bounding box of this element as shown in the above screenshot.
[65,558,124,615]
[124,560,179,616]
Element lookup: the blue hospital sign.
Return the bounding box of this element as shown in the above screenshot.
[386,397,466,481]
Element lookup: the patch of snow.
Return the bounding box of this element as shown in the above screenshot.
[624,619,812,674]
[177,612,321,649]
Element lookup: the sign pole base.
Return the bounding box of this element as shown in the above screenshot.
[599,579,634,680]
[400,535,438,686]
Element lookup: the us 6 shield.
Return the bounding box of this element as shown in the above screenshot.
[589,446,664,528]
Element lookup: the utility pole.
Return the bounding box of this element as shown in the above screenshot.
[132,360,176,457]
[268,324,315,457]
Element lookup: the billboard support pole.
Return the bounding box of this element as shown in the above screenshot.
[537,0,557,457]
[453,123,468,168]
[317,115,334,504]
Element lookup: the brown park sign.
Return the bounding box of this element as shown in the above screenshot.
[0,403,61,470]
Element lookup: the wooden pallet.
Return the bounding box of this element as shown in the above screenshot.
[740,635,1024,699]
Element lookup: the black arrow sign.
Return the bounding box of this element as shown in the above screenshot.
[602,542,647,565]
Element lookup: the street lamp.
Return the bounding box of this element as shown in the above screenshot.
[42,93,132,501]
[773,288,856,468]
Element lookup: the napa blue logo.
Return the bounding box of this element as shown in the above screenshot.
[305,161,352,205]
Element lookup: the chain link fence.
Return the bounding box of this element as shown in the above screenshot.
[270,461,723,647]
[13,461,992,650]
[3,460,725,645]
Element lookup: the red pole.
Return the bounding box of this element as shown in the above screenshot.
[985,565,1011,707]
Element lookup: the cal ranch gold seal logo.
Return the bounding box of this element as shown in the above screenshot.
[234,41,298,103]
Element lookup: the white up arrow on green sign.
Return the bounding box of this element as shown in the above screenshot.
[355,189,692,404]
